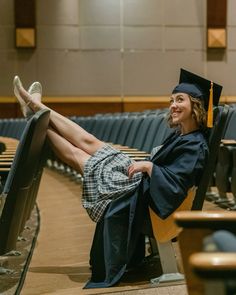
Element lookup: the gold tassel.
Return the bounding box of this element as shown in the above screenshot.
[207,81,213,128]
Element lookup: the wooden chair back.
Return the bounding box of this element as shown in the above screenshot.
[149,186,196,243]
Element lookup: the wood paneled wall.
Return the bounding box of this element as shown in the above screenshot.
[0,96,235,118]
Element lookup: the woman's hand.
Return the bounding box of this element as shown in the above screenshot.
[128,161,153,178]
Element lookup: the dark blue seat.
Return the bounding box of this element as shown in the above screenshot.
[213,107,236,208]
[0,109,50,255]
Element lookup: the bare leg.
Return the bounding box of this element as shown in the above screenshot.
[15,79,105,155]
[48,109,105,155]
[47,128,90,174]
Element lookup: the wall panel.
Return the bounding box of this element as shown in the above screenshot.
[0,0,235,115]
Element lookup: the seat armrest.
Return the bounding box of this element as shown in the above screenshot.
[190,252,236,278]
[0,163,12,169]
[0,168,10,173]
[129,156,148,161]
[221,139,236,145]
[125,153,150,158]
[174,211,236,229]
[122,151,150,155]
[0,158,14,161]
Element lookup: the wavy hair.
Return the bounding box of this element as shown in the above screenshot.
[166,95,207,130]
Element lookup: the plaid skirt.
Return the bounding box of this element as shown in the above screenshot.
[82,144,142,222]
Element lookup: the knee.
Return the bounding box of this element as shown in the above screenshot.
[66,146,89,172]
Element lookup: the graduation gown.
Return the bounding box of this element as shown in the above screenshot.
[84,130,209,288]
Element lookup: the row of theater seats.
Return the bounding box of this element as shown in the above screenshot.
[49,105,236,211]
[207,104,236,210]
[174,211,236,295]
[47,105,236,295]
[0,110,50,273]
[71,108,172,153]
[0,106,235,294]
[47,109,173,181]
[0,118,27,140]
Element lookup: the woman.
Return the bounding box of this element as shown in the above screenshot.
[13,68,222,287]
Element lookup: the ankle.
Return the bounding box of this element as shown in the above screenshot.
[32,101,49,113]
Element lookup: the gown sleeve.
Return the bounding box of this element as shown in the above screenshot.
[148,137,208,219]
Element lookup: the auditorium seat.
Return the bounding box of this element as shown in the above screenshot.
[21,140,50,231]
[141,110,169,153]
[214,145,234,208]
[112,113,140,146]
[0,137,19,181]
[101,114,124,142]
[129,114,160,152]
[104,113,130,144]
[0,118,26,139]
[88,114,112,139]
[190,252,236,295]
[148,105,229,285]
[212,106,236,208]
[149,112,172,151]
[175,211,236,295]
[90,114,113,140]
[0,109,50,255]
[189,229,236,295]
[229,147,236,210]
[0,118,27,171]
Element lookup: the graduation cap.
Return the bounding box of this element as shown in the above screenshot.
[172,68,223,128]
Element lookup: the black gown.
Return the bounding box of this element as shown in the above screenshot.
[84,130,209,288]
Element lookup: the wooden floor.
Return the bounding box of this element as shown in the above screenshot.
[20,168,190,295]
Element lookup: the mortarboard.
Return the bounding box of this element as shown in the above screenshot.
[172,68,223,128]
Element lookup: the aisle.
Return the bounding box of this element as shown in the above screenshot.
[21,168,187,295]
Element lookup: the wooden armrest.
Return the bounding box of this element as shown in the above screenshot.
[221,139,236,145]
[0,168,10,176]
[106,143,148,154]
[0,139,18,146]
[110,144,130,149]
[107,143,141,151]
[3,146,16,149]
[174,211,236,294]
[0,158,14,161]
[122,151,149,155]
[3,151,16,153]
[118,148,139,151]
[190,252,236,277]
[0,162,12,166]
[174,211,236,228]
[128,156,148,161]
[123,153,150,158]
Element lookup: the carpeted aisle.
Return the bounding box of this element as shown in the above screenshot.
[21,168,96,295]
[21,168,188,295]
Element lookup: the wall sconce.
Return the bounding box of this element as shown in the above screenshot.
[207,28,226,49]
[207,0,227,49]
[14,0,36,48]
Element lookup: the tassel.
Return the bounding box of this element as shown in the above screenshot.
[207,81,213,128]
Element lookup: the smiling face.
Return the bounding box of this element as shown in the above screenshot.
[169,92,198,134]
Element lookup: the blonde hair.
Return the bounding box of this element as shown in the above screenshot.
[167,95,207,129]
